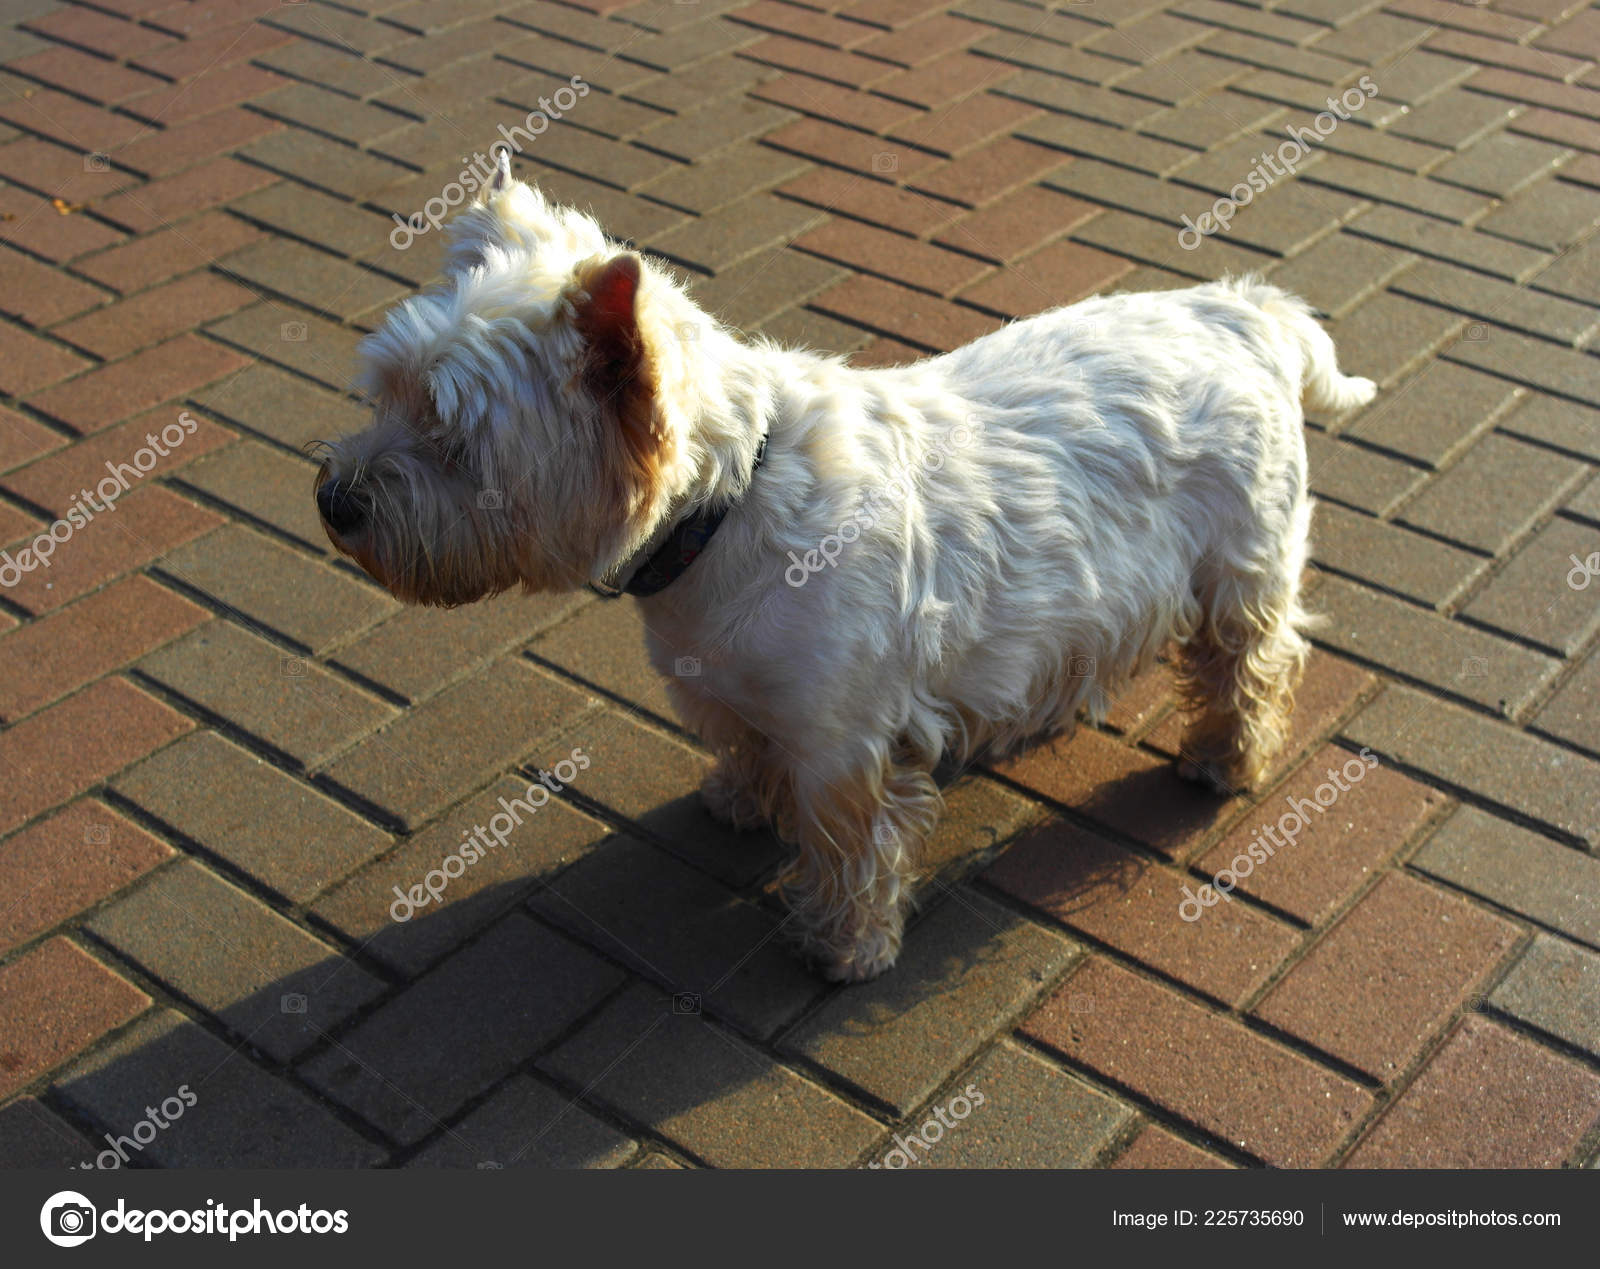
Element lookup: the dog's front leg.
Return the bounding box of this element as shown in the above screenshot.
[700,737,775,831]
[781,751,940,982]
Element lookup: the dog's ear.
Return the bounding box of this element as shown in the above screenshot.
[572,253,647,392]
[571,254,663,499]
[488,148,513,195]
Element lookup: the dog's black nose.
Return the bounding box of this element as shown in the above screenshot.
[317,479,368,535]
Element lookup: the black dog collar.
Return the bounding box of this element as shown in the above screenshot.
[590,434,768,599]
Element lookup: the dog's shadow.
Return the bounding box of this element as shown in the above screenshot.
[19,772,1078,1172]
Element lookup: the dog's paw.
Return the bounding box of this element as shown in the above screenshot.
[1177,755,1246,797]
[700,764,766,831]
[817,929,901,983]
[821,947,896,984]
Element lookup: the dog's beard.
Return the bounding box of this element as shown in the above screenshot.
[322,449,558,607]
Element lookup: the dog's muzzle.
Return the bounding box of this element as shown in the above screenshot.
[316,476,369,536]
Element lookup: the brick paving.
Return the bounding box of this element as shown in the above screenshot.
[0,0,1597,1171]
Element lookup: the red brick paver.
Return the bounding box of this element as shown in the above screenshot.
[0,938,148,1100]
[1023,958,1372,1167]
[1345,1016,1600,1168]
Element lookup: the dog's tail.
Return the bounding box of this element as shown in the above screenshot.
[1244,280,1378,416]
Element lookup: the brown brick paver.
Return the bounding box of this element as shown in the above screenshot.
[1023,957,1372,1167]
[1252,872,1520,1082]
[1,0,1598,1173]
[0,801,173,954]
[2,487,223,614]
[0,677,193,836]
[3,410,235,513]
[1344,1016,1600,1168]
[1110,1125,1231,1170]
[984,817,1297,1007]
[0,938,149,1100]
[0,575,209,721]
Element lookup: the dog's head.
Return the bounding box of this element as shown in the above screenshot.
[314,157,704,605]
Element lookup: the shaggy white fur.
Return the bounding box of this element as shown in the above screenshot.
[317,161,1376,981]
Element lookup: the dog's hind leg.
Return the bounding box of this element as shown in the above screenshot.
[1173,506,1313,795]
[781,745,939,982]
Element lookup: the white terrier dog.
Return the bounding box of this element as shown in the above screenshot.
[316,155,1375,982]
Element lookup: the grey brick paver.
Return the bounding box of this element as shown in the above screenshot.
[1461,516,1600,655]
[543,982,881,1168]
[241,128,414,201]
[781,891,1077,1115]
[1503,396,1600,463]
[1490,935,1600,1059]
[205,303,367,391]
[1265,231,1415,320]
[1305,432,1423,517]
[86,859,387,1062]
[1446,324,1600,400]
[303,914,624,1145]
[911,1041,1131,1168]
[530,833,822,1040]
[137,620,397,768]
[0,1098,97,1169]
[58,1011,385,1167]
[321,657,597,827]
[553,707,789,888]
[157,522,398,653]
[1348,688,1600,845]
[408,1074,638,1169]
[1411,806,1600,947]
[1314,575,1561,714]
[1397,432,1589,553]
[1480,178,1600,250]
[1340,361,1522,468]
[113,730,393,904]
[191,361,368,453]
[221,238,408,323]
[1325,290,1467,389]
[251,81,414,147]
[333,589,585,702]
[312,780,614,978]
[176,440,333,552]
[1311,502,1484,608]
[1534,650,1600,755]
